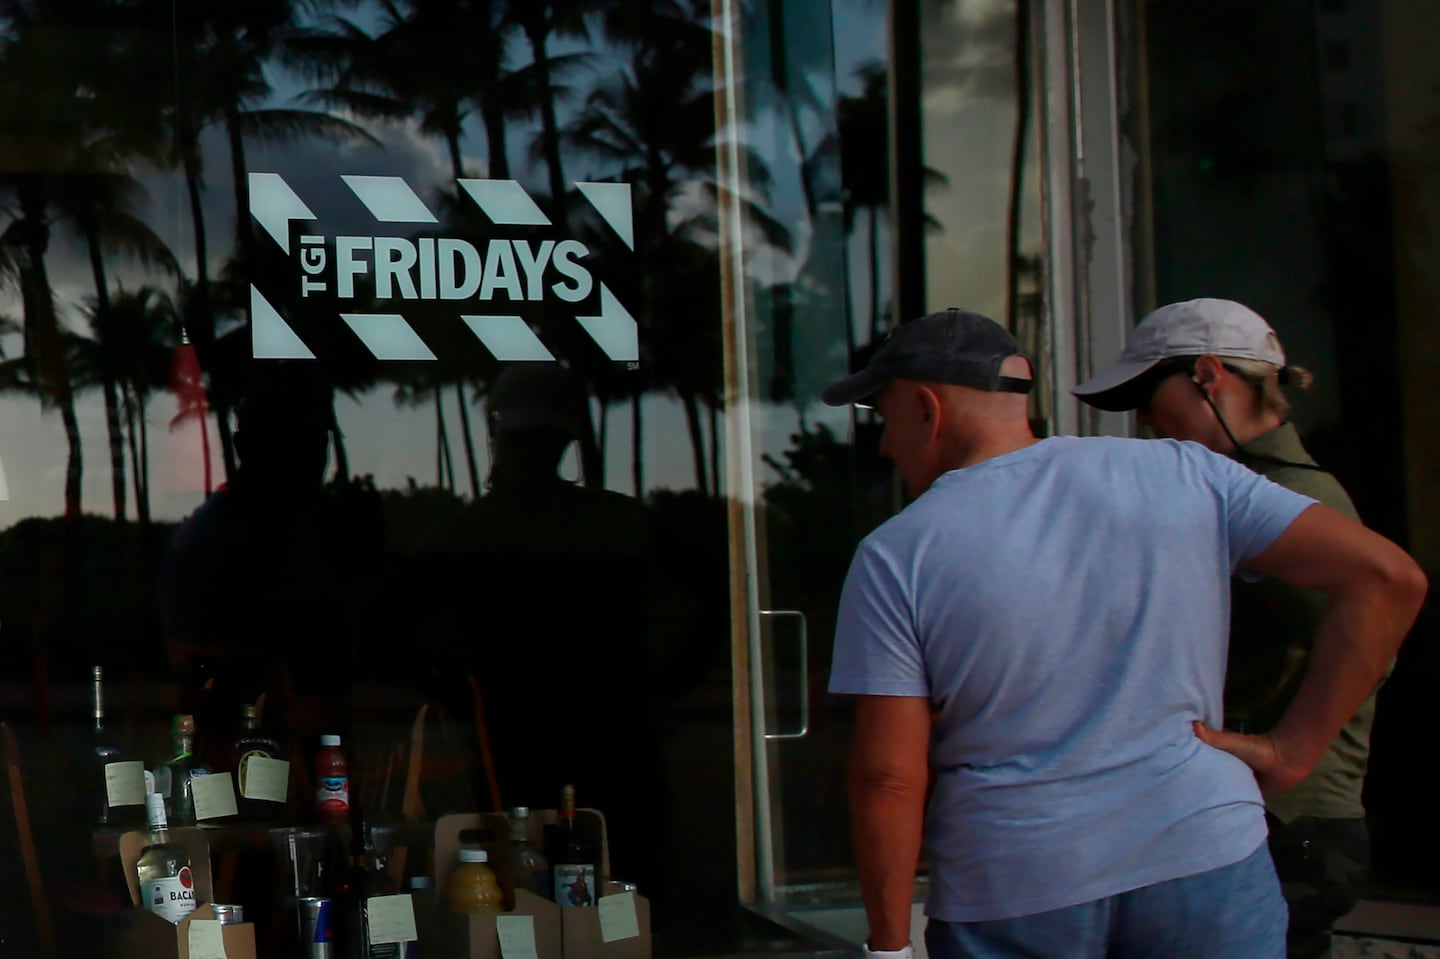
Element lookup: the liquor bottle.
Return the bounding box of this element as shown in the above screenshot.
[550,785,598,908]
[328,815,401,959]
[136,792,199,924]
[161,714,210,826]
[232,703,284,819]
[85,665,140,827]
[509,807,551,899]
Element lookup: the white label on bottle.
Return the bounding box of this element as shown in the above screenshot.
[316,776,349,814]
[104,761,146,807]
[599,892,641,943]
[187,918,229,959]
[366,894,417,944]
[145,867,198,924]
[497,915,540,959]
[553,864,597,908]
[191,772,239,821]
[240,756,290,802]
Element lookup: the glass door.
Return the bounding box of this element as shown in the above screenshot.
[715,0,1051,945]
[713,0,897,931]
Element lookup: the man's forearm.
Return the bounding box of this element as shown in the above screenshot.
[1271,579,1421,783]
[850,770,926,950]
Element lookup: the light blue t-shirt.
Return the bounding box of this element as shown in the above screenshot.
[829,436,1316,922]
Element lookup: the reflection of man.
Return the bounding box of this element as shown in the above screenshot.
[158,366,356,753]
[822,309,1425,959]
[423,364,656,889]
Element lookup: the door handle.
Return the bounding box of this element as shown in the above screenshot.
[759,610,809,740]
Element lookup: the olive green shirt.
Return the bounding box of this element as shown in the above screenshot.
[1226,422,1376,822]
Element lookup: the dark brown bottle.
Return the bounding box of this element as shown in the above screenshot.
[549,784,598,908]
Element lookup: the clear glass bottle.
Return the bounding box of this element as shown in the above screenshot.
[136,792,198,924]
[85,665,132,826]
[509,806,551,900]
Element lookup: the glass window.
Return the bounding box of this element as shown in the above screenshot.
[0,1,819,953]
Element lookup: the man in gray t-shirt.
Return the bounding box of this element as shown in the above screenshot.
[823,309,1425,959]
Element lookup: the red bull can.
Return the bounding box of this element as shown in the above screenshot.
[299,897,334,959]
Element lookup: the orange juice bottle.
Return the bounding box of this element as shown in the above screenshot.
[447,849,503,915]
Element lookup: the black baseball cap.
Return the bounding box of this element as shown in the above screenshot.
[821,308,1033,407]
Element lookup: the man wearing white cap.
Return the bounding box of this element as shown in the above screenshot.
[1075,298,1393,957]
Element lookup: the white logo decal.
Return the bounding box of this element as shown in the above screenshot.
[248,173,638,363]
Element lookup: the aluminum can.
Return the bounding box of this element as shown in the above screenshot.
[298,897,335,959]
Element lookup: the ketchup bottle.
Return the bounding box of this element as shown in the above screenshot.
[315,734,350,824]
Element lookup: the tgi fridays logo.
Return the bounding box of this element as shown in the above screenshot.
[247,173,639,364]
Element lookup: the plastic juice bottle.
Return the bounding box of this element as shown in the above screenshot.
[447,849,503,915]
[315,734,350,824]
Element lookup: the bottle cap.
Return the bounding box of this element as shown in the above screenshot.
[410,876,433,890]
[175,715,196,735]
[511,806,530,818]
[241,704,258,720]
[458,849,489,864]
[320,734,341,747]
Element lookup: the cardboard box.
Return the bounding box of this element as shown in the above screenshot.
[433,812,650,959]
[107,827,258,959]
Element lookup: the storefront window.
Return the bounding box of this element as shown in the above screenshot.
[0,1,836,953]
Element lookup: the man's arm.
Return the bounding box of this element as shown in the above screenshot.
[849,694,931,951]
[1197,503,1427,794]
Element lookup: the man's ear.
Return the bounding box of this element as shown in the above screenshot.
[917,385,942,431]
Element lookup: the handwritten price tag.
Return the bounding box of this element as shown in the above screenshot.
[191,772,238,821]
[598,892,641,943]
[187,918,228,959]
[367,895,417,945]
[497,914,540,959]
[104,761,146,808]
[240,756,290,803]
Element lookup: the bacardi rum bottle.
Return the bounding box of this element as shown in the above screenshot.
[136,792,198,923]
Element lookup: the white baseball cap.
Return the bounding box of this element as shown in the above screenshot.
[1072,298,1287,411]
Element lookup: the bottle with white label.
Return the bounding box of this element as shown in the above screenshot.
[136,792,198,924]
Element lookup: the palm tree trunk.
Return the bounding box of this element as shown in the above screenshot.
[138,391,152,516]
[123,384,149,526]
[17,196,83,519]
[226,108,257,284]
[454,382,481,497]
[479,92,511,179]
[527,25,568,209]
[630,392,643,498]
[1005,0,1033,332]
[181,124,239,484]
[435,389,455,492]
[680,392,707,496]
[329,398,350,483]
[85,225,128,521]
[200,400,213,495]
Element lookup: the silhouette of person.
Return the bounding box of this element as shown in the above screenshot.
[158,365,364,762]
[418,363,657,890]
